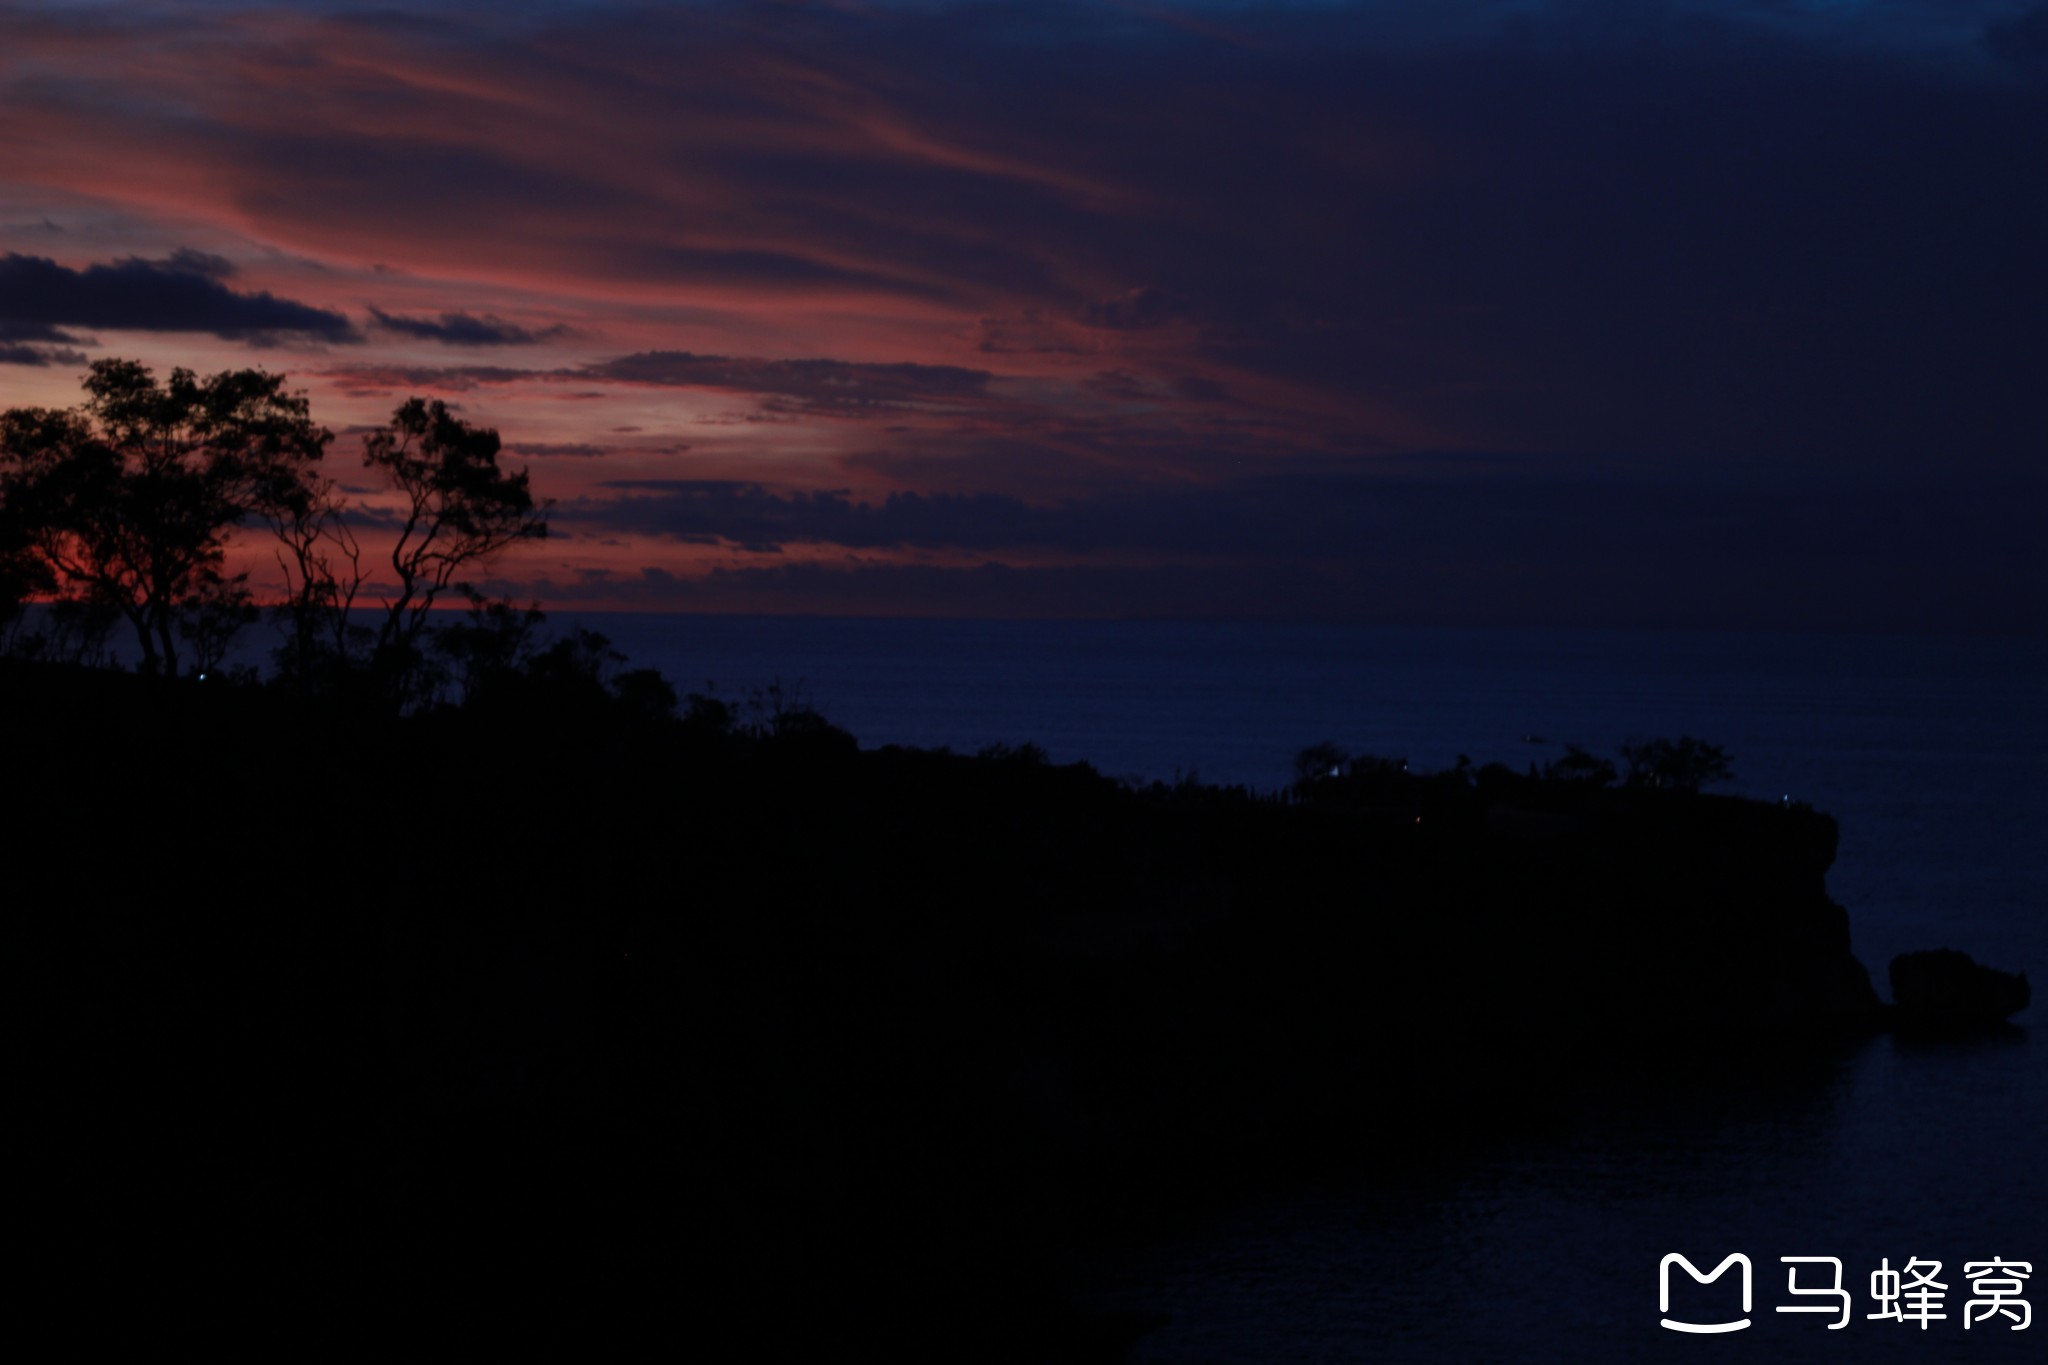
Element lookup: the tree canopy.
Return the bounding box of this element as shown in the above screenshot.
[364,396,548,675]
[1620,735,1734,792]
[0,359,329,675]
[2,360,550,697]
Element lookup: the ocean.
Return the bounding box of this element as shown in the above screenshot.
[564,614,2046,1363]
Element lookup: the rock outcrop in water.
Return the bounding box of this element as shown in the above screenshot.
[1890,948,2031,1034]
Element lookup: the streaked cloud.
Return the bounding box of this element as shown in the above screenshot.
[1,0,2041,628]
[0,251,359,342]
[0,341,91,367]
[368,307,569,347]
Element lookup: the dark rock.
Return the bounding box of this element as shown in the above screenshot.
[1889,949,2031,1034]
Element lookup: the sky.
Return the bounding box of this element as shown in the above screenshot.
[3,0,2045,630]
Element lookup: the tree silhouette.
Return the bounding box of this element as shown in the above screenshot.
[0,485,54,641]
[1541,743,1618,787]
[1620,735,1734,792]
[1,361,553,698]
[0,359,330,675]
[362,398,548,697]
[1293,740,1350,789]
[267,461,367,687]
[431,587,549,707]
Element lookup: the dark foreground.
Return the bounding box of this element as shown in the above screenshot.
[8,662,1885,1358]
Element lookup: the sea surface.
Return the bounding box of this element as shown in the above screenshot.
[562,615,2046,1364]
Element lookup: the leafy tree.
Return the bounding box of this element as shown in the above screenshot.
[428,600,679,724]
[522,626,626,705]
[1293,740,1350,788]
[1541,743,1618,787]
[431,588,549,708]
[977,740,1049,765]
[363,398,549,688]
[0,360,331,676]
[266,396,550,707]
[175,565,259,676]
[680,689,737,740]
[266,463,368,687]
[1619,735,1734,792]
[611,666,679,723]
[0,489,54,645]
[3,361,552,699]
[0,596,119,667]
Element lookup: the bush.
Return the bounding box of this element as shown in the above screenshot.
[1619,736,1734,792]
[1541,744,1617,787]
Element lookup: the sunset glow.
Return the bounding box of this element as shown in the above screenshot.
[5,0,2043,628]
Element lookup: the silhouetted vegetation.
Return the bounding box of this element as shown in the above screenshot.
[1292,738,1350,786]
[1543,741,1619,786]
[359,397,549,701]
[1621,733,1735,791]
[10,649,1897,1359]
[0,359,327,675]
[2,359,547,708]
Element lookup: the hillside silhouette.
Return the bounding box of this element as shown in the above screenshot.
[9,654,1891,1359]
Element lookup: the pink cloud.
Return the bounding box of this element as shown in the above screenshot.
[5,2,2041,629]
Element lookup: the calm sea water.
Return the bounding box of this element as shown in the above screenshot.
[559,615,2046,1363]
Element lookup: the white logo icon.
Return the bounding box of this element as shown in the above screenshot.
[1660,1253,1753,1334]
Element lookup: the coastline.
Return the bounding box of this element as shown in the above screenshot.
[7,657,1917,1356]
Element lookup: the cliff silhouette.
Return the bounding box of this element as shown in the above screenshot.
[8,659,1887,1359]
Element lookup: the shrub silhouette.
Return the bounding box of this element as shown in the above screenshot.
[1293,740,1350,789]
[1542,743,1618,787]
[1620,735,1734,792]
